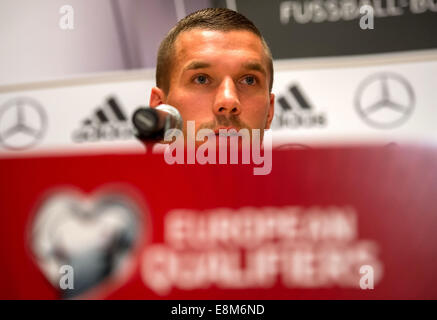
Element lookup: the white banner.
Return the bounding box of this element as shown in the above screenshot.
[0,76,153,158]
[0,58,436,157]
[271,59,437,147]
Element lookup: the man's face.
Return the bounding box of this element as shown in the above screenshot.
[150,29,274,142]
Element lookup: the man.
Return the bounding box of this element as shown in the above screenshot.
[149,8,275,144]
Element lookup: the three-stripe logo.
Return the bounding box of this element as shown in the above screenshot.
[272,83,326,129]
[72,96,134,142]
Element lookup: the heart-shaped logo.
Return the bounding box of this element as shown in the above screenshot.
[29,188,142,299]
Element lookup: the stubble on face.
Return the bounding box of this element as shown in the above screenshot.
[162,29,273,143]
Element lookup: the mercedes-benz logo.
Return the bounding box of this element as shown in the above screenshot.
[0,97,47,150]
[355,72,415,129]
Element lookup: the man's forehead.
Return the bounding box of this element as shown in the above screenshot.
[173,28,267,63]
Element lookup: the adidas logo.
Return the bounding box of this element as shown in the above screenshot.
[72,97,134,143]
[272,83,326,129]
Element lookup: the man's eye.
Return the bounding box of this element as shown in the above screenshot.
[194,75,209,84]
[242,76,256,86]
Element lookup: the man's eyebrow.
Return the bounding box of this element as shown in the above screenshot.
[184,61,211,71]
[242,62,267,75]
[183,60,267,75]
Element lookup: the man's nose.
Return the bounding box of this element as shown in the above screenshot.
[213,77,241,116]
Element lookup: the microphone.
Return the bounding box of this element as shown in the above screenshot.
[132,104,183,141]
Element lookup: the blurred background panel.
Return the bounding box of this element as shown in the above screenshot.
[218,0,437,59]
[0,0,210,85]
[0,0,124,85]
[2,0,436,85]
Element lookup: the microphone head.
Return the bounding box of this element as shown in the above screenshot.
[132,104,183,141]
[156,104,183,130]
[132,107,160,138]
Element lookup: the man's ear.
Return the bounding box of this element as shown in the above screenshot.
[149,87,165,108]
[265,93,275,129]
